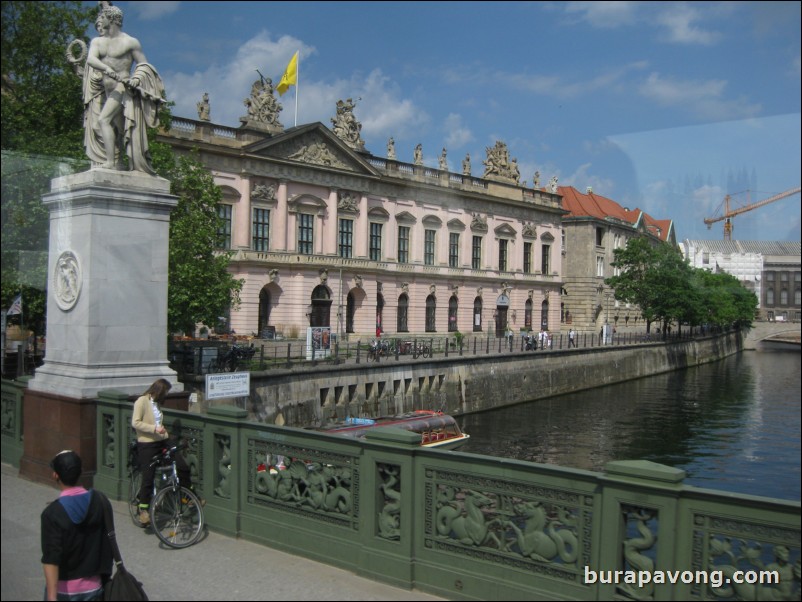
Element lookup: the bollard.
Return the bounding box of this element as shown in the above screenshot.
[286,342,292,368]
[356,340,361,364]
[445,338,449,357]
[413,338,418,359]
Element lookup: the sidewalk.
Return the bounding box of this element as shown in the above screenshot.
[1,463,443,601]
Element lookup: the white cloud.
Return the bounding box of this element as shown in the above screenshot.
[562,162,616,196]
[561,1,722,46]
[443,114,474,149]
[163,32,427,151]
[128,1,182,20]
[497,60,647,99]
[563,1,638,28]
[655,3,721,45]
[638,72,761,120]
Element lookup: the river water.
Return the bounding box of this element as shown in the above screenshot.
[460,346,801,501]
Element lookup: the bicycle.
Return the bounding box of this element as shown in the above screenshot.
[211,343,256,372]
[127,441,205,548]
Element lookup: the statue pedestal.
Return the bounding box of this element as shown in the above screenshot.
[29,169,182,398]
[23,169,183,483]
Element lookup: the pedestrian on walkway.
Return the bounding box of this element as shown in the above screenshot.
[131,378,196,525]
[41,450,113,601]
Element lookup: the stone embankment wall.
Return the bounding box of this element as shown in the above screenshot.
[186,332,742,427]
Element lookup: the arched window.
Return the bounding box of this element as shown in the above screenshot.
[310,285,331,327]
[426,295,436,332]
[346,292,355,334]
[473,297,482,332]
[397,294,409,332]
[524,299,533,330]
[448,295,458,332]
[258,287,271,336]
[540,299,549,330]
[376,293,385,334]
[766,288,775,305]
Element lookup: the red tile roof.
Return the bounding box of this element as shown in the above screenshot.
[559,186,672,242]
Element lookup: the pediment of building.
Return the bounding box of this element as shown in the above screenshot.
[244,123,379,175]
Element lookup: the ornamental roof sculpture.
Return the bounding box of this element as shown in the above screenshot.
[330,98,365,151]
[241,76,283,132]
[482,141,520,184]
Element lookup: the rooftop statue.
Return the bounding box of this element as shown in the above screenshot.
[413,144,423,166]
[462,153,471,177]
[482,141,520,184]
[331,98,365,151]
[387,137,396,160]
[76,2,165,174]
[197,92,210,121]
[243,76,283,128]
[439,148,448,171]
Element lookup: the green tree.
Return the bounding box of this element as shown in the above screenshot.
[1,2,93,329]
[608,237,757,334]
[156,151,244,335]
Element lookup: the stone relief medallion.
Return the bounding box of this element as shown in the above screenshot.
[53,250,82,311]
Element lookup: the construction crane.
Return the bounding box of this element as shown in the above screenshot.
[704,187,801,241]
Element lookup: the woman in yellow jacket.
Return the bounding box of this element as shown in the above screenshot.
[131,378,195,525]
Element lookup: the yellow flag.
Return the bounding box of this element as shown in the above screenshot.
[276,52,298,96]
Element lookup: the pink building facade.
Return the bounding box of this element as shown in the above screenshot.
[161,119,566,341]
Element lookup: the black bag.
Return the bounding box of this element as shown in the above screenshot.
[104,564,148,601]
[99,492,149,601]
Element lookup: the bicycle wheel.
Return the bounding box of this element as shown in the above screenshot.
[128,470,145,528]
[150,486,204,548]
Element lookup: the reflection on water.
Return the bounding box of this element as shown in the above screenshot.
[460,348,801,501]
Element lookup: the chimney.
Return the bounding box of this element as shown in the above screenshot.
[586,186,593,194]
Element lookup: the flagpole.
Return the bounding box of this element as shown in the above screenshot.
[294,50,299,127]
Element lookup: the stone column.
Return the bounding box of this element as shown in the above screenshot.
[326,189,338,256]
[234,176,251,249]
[356,193,369,258]
[275,180,288,251]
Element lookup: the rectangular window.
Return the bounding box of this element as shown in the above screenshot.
[298,213,314,255]
[472,236,482,270]
[449,233,460,268]
[424,229,436,265]
[523,242,532,274]
[252,208,270,252]
[596,255,604,277]
[217,205,232,249]
[596,227,604,247]
[541,244,550,274]
[369,223,382,261]
[397,226,409,263]
[338,218,353,258]
[499,239,508,272]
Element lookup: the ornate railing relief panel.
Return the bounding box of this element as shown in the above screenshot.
[423,467,592,584]
[692,512,800,601]
[247,438,359,529]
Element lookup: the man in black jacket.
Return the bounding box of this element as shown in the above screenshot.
[41,451,113,601]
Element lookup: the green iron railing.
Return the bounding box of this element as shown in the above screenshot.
[93,392,800,601]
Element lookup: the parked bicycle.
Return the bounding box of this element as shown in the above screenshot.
[368,339,392,362]
[127,441,205,548]
[211,343,256,372]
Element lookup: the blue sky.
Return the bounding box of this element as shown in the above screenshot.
[110,1,800,241]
